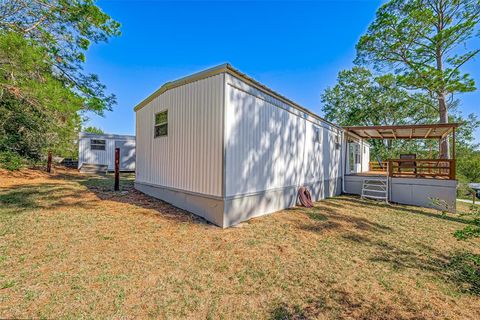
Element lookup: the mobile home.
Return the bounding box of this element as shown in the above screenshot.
[78,132,136,172]
[134,64,370,227]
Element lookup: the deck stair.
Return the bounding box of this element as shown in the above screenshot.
[361,177,389,203]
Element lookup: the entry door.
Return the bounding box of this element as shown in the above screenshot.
[349,143,361,173]
[114,140,135,170]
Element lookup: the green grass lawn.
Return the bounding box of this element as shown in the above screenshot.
[0,169,479,319]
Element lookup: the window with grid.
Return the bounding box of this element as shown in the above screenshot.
[154,111,168,138]
[91,139,106,151]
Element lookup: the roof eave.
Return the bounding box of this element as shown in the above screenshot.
[133,63,230,112]
[133,63,342,130]
[343,123,461,140]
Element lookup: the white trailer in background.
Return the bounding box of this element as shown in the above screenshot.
[78,132,136,173]
[134,64,370,227]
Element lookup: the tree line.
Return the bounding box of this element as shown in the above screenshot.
[322,0,480,186]
[1,0,479,180]
[0,0,119,168]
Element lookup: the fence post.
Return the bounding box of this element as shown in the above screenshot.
[114,148,120,191]
[46,151,52,173]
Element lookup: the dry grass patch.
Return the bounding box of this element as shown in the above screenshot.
[0,169,479,319]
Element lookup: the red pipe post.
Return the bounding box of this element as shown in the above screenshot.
[114,148,120,191]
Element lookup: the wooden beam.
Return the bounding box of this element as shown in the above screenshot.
[441,127,453,139]
[424,127,433,138]
[375,129,385,139]
[344,123,461,140]
[363,130,373,138]
[343,123,460,131]
[391,129,397,139]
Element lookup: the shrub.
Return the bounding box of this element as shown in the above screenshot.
[454,205,480,241]
[457,152,480,184]
[448,252,480,295]
[0,151,24,171]
[457,179,475,199]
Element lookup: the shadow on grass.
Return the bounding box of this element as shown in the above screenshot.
[293,196,480,300]
[1,172,210,226]
[343,232,447,272]
[292,203,392,235]
[0,187,42,211]
[72,173,211,226]
[0,183,100,214]
[269,288,400,320]
[269,249,479,320]
[342,231,480,296]
[339,196,473,225]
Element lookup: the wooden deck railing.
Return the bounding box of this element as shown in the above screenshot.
[386,159,456,180]
[369,162,387,172]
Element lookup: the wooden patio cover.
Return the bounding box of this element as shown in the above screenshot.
[343,123,460,140]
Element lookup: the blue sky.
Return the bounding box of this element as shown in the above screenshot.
[84,0,479,141]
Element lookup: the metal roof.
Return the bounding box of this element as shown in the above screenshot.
[79,132,136,140]
[133,63,341,129]
[343,123,460,140]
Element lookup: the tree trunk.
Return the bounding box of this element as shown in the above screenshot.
[438,92,450,159]
[435,2,449,159]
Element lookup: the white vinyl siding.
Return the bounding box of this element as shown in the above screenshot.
[362,141,370,172]
[224,73,343,198]
[79,138,115,169]
[135,74,224,197]
[78,134,136,171]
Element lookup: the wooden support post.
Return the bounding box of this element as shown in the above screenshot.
[114,147,120,191]
[46,151,52,173]
[451,127,456,180]
[449,159,456,180]
[473,192,476,205]
[452,127,456,160]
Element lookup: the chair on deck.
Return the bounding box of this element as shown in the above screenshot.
[398,154,417,175]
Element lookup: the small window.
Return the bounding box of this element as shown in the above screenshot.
[91,139,106,151]
[154,110,168,138]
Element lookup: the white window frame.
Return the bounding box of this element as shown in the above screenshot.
[90,139,106,151]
